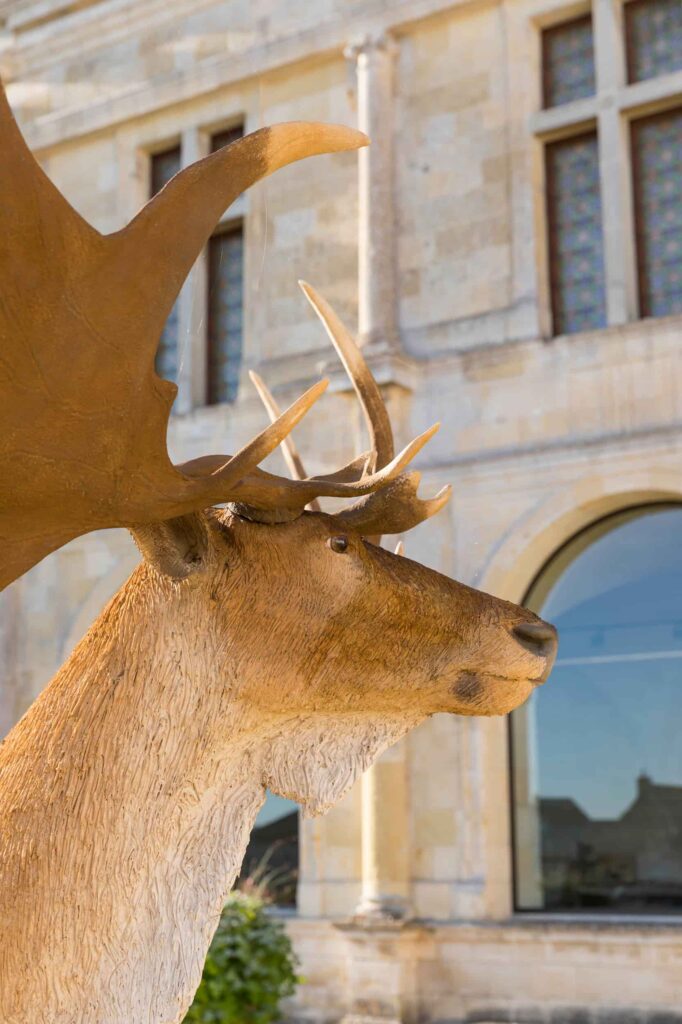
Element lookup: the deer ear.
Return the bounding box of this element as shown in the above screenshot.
[129,513,209,580]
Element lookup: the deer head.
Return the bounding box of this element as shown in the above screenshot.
[125,283,558,815]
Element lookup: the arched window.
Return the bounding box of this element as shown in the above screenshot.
[511,504,682,914]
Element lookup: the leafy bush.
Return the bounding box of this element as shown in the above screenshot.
[183,891,299,1024]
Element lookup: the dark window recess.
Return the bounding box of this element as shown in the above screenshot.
[238,796,299,907]
[546,132,607,335]
[625,0,682,83]
[150,145,181,196]
[211,125,245,203]
[207,226,244,405]
[632,108,682,318]
[542,15,596,108]
[150,146,182,384]
[210,123,244,153]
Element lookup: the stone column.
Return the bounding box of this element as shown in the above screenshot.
[345,33,399,354]
[355,742,411,920]
[593,0,638,325]
[344,32,410,926]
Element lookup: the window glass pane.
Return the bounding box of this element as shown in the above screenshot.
[150,145,181,195]
[211,124,244,153]
[511,505,682,913]
[207,226,244,405]
[150,146,182,384]
[542,16,596,108]
[239,793,299,907]
[626,0,682,83]
[632,108,682,318]
[546,132,607,335]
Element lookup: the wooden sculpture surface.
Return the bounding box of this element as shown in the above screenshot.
[0,81,558,1024]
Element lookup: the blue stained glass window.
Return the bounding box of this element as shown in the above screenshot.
[626,0,682,83]
[511,504,682,914]
[632,108,682,318]
[546,132,607,335]
[207,226,244,405]
[150,145,182,384]
[542,16,596,108]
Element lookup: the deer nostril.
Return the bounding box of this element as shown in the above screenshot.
[512,621,558,660]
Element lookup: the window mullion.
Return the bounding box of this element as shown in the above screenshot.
[593,0,638,325]
[175,126,209,415]
[596,105,639,324]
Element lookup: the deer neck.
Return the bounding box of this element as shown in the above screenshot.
[0,566,424,1024]
[0,568,268,1024]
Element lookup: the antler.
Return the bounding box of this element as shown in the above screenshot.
[248,370,322,513]
[0,77,371,590]
[335,472,452,536]
[247,283,451,537]
[298,282,395,472]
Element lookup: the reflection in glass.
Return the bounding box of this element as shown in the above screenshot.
[511,505,682,913]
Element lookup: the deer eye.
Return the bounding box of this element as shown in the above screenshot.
[328,535,349,554]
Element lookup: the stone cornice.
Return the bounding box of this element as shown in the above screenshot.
[7,0,106,34]
[7,0,223,76]
[14,0,491,151]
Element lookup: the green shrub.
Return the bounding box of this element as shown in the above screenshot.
[183,891,299,1024]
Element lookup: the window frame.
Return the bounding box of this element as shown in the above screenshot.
[624,0,682,84]
[509,500,682,916]
[541,12,597,109]
[206,218,245,407]
[532,0,682,337]
[148,143,183,388]
[630,105,682,318]
[137,114,248,413]
[544,128,608,336]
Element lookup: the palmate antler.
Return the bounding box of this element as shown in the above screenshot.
[246,282,452,538]
[0,74,448,590]
[0,78,380,590]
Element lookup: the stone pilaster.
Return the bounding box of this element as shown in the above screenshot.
[175,125,209,414]
[344,32,400,355]
[343,32,413,933]
[355,740,411,921]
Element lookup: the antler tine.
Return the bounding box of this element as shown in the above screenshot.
[334,473,452,536]
[299,281,394,471]
[114,127,368,344]
[177,423,441,513]
[0,80,98,248]
[248,370,322,513]
[178,378,328,492]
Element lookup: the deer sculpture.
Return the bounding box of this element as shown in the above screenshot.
[0,77,558,1024]
[0,283,557,1023]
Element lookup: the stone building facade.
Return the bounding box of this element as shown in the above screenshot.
[1,0,682,1021]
